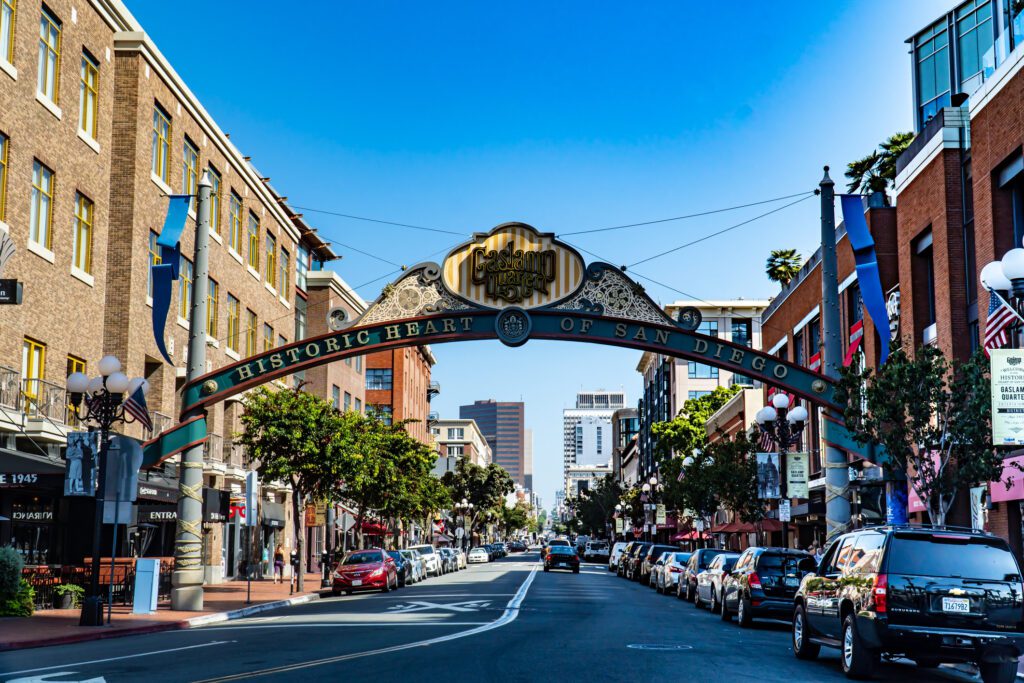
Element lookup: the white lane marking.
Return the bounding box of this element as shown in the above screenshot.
[200,622,489,629]
[386,600,491,613]
[2,641,234,677]
[6,674,106,683]
[194,567,539,682]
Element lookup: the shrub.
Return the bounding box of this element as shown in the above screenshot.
[0,579,34,617]
[55,583,85,607]
[0,547,23,598]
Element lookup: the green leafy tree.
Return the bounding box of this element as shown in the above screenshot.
[569,475,623,536]
[499,501,532,537]
[239,386,348,593]
[441,459,514,543]
[836,346,1005,526]
[533,509,548,534]
[765,249,803,287]
[652,385,741,462]
[708,431,763,525]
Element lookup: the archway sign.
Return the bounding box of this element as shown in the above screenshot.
[143,222,840,467]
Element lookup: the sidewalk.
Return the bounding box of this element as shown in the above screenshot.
[0,572,330,651]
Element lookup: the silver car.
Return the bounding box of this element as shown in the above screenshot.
[656,551,692,594]
[410,544,442,577]
[400,548,425,583]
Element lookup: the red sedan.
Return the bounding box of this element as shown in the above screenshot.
[332,548,399,595]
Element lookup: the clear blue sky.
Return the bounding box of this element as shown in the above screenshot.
[132,0,950,509]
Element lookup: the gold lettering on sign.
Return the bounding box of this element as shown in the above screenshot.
[406,322,420,336]
[633,328,647,341]
[580,319,594,334]
[269,353,284,369]
[713,344,725,359]
[615,324,628,338]
[561,318,575,332]
[305,343,321,358]
[237,365,254,381]
[752,356,766,371]
[460,317,473,331]
[255,359,267,374]
[286,348,301,363]
[471,241,557,304]
[729,349,744,364]
[324,338,340,353]
[694,339,708,353]
[424,320,438,334]
[385,325,401,340]
[356,330,370,345]
[773,365,789,379]
[442,319,456,333]
[655,329,669,345]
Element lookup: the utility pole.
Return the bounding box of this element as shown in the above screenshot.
[820,167,851,541]
[171,171,212,610]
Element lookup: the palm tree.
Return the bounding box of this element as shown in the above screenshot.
[845,131,915,200]
[876,132,915,183]
[765,249,802,287]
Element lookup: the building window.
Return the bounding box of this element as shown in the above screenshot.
[915,233,937,334]
[956,0,993,95]
[294,297,306,341]
[794,330,805,366]
[448,427,464,440]
[22,338,46,409]
[914,18,950,127]
[366,368,393,390]
[355,356,363,373]
[846,282,863,329]
[226,294,240,352]
[207,278,219,337]
[72,193,93,274]
[355,398,362,413]
[247,212,260,270]
[0,131,7,221]
[278,334,286,348]
[178,256,193,319]
[245,310,257,356]
[331,385,340,410]
[297,245,309,291]
[208,165,222,235]
[370,404,392,425]
[279,247,290,293]
[182,138,199,210]
[344,392,351,411]
[152,104,171,183]
[809,317,822,359]
[687,361,718,379]
[228,191,242,252]
[79,53,99,139]
[265,233,276,286]
[30,160,54,250]
[37,8,61,102]
[147,230,161,297]
[688,390,712,400]
[66,354,85,424]
[1,0,14,64]
[731,319,752,347]
[263,323,274,352]
[447,445,464,457]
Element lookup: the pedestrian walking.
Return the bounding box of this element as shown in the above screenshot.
[273,544,285,583]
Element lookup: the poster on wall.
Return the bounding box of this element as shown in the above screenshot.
[786,453,809,499]
[756,453,781,499]
[991,349,1024,445]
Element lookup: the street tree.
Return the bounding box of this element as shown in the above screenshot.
[765,249,802,287]
[238,386,348,593]
[845,131,914,202]
[836,346,1005,526]
[569,475,623,536]
[441,459,514,542]
[499,501,532,537]
[651,386,742,463]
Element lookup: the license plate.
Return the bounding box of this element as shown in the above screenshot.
[942,597,970,613]
[784,576,800,588]
[352,579,362,586]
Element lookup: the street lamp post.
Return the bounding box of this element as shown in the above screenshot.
[755,395,808,549]
[642,476,659,543]
[981,253,1024,326]
[614,503,622,541]
[455,499,473,551]
[66,357,149,626]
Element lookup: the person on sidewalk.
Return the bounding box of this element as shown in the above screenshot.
[273,544,285,583]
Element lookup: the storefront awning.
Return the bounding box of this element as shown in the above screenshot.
[361,521,387,534]
[0,448,65,488]
[262,501,286,529]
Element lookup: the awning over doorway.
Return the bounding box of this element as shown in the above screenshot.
[261,501,286,529]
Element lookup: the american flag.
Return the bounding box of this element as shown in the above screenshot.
[984,290,1016,357]
[758,428,775,453]
[124,386,153,431]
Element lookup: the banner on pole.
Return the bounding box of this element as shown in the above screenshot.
[756,452,781,499]
[655,504,666,525]
[786,452,809,499]
[779,500,792,522]
[991,349,1024,445]
[65,431,98,496]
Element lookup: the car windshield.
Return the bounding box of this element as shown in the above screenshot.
[757,553,807,575]
[674,553,691,563]
[550,546,575,554]
[344,551,382,565]
[471,547,487,552]
[888,534,1022,581]
[722,556,740,571]
[590,542,608,549]
[413,546,435,555]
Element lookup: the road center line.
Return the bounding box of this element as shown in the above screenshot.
[2,640,234,677]
[192,567,539,682]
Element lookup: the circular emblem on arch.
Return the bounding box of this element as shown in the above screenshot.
[811,379,828,394]
[495,307,532,347]
[201,380,219,396]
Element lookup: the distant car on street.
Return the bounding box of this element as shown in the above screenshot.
[608,542,629,572]
[332,548,399,595]
[583,540,610,562]
[544,545,580,573]
[655,551,692,594]
[409,544,442,577]
[468,547,490,564]
[399,549,425,583]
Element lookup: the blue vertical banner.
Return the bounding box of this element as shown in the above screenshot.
[840,194,891,366]
[885,479,909,525]
[151,195,193,364]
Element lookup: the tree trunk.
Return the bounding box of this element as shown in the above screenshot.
[355,507,365,550]
[292,486,305,593]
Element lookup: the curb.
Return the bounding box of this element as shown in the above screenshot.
[0,589,331,652]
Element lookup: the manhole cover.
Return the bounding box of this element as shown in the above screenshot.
[626,644,693,652]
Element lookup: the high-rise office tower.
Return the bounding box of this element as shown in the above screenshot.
[459,400,525,485]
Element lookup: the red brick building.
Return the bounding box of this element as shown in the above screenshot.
[365,347,436,446]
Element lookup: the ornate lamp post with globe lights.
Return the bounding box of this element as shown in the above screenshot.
[66,355,150,626]
[980,253,1024,330]
[755,394,808,549]
[641,475,660,543]
[454,499,474,551]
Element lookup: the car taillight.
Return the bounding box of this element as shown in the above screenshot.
[546,554,553,561]
[748,572,762,590]
[872,574,888,614]
[669,566,682,573]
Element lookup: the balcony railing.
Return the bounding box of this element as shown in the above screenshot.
[23,378,66,423]
[204,433,224,463]
[145,411,173,441]
[226,440,246,469]
[428,381,441,401]
[0,365,19,410]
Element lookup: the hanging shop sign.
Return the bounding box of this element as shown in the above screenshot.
[991,349,1024,445]
[655,504,666,525]
[786,452,809,499]
[756,453,781,499]
[0,279,22,305]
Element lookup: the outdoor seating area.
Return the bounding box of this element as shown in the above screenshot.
[21,558,174,611]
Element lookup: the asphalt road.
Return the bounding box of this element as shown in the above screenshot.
[0,551,988,682]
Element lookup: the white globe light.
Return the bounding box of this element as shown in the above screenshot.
[682,456,694,467]
[642,483,651,492]
[98,355,121,376]
[462,498,468,505]
[128,377,144,395]
[649,476,658,486]
[758,406,778,424]
[87,376,105,394]
[106,372,130,394]
[1002,248,1024,281]
[788,405,809,423]
[66,372,89,393]
[772,393,790,410]
[615,504,622,511]
[981,261,1012,291]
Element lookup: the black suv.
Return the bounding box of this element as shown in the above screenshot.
[792,526,1024,682]
[622,542,651,580]
[721,546,815,626]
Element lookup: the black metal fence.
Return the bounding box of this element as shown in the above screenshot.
[23,564,173,611]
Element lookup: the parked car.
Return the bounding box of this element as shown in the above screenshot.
[792,526,1024,682]
[647,551,673,590]
[399,549,425,583]
[410,544,442,577]
[640,544,678,584]
[332,548,399,595]
[656,551,692,594]
[493,542,508,557]
[721,546,815,627]
[437,547,457,573]
[621,542,651,579]
[544,545,580,573]
[454,548,467,569]
[387,550,412,587]
[468,547,490,564]
[584,540,610,562]
[609,542,629,572]
[694,551,740,611]
[678,547,729,602]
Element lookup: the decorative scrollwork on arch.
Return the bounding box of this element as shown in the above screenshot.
[358,263,475,326]
[549,263,677,327]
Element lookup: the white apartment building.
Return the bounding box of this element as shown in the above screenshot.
[430,418,491,476]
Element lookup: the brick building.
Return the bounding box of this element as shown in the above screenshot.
[365,346,436,445]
